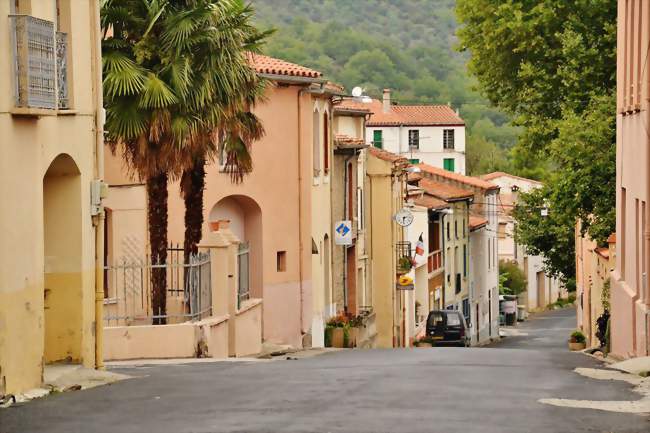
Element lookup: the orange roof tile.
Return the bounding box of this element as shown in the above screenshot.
[470,215,488,231]
[418,178,474,202]
[413,194,449,210]
[249,53,322,79]
[481,171,543,185]
[367,146,408,164]
[335,99,373,114]
[334,134,366,148]
[365,99,464,126]
[418,163,499,191]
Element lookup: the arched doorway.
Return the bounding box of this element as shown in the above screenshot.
[208,195,263,300]
[43,153,82,363]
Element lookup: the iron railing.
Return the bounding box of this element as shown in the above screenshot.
[10,15,68,109]
[103,251,211,326]
[237,242,250,308]
[55,31,68,109]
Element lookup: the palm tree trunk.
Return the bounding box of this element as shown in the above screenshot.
[182,159,206,263]
[147,172,168,325]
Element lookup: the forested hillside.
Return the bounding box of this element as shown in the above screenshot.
[251,0,518,175]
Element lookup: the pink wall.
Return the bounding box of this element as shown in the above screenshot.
[612,0,650,358]
[166,84,314,348]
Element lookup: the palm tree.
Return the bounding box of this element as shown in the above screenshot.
[101,0,269,323]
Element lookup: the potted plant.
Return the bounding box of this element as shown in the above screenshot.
[326,314,349,348]
[569,330,586,351]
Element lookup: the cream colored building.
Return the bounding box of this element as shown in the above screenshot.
[0,0,105,395]
[482,172,564,312]
[366,147,409,348]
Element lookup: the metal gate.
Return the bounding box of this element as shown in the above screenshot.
[237,242,250,308]
[103,249,211,326]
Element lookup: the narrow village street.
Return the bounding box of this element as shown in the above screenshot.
[1,308,648,433]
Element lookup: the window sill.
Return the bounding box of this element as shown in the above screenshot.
[10,107,77,117]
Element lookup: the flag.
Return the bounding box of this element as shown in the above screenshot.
[415,233,425,257]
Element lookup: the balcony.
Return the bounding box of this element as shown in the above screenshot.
[10,15,69,111]
[427,249,443,275]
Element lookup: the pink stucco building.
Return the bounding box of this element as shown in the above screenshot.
[611,0,650,358]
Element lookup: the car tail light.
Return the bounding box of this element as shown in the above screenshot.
[460,327,465,338]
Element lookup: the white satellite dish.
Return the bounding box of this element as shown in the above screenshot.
[351,86,363,97]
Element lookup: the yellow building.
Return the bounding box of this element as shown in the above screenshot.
[0,1,105,394]
[366,147,409,348]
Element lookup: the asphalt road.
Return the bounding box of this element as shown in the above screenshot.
[2,308,649,433]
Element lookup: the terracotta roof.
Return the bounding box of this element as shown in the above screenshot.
[481,171,543,185]
[470,215,488,231]
[335,99,372,114]
[365,99,464,126]
[595,247,610,260]
[417,163,499,191]
[418,178,474,202]
[367,146,408,164]
[334,134,366,148]
[412,194,449,211]
[607,233,617,244]
[248,53,322,79]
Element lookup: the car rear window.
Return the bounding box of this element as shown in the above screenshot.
[446,313,461,326]
[428,312,444,327]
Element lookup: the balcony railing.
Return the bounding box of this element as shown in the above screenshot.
[427,249,442,274]
[10,15,68,110]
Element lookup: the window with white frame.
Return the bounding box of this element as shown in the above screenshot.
[408,129,419,150]
[443,129,455,149]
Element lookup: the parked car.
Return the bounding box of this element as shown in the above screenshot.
[425,310,470,347]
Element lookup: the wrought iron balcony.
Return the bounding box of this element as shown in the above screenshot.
[10,15,69,110]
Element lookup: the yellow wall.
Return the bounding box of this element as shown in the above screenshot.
[0,1,101,394]
[367,152,406,348]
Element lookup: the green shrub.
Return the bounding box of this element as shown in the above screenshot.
[570,330,586,344]
[499,260,527,296]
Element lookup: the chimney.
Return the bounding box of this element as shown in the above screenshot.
[383,88,391,113]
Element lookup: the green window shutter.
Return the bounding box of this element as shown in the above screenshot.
[409,158,420,164]
[373,130,383,148]
[444,158,455,172]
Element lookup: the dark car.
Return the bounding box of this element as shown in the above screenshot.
[425,310,470,347]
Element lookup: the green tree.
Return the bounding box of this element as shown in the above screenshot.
[102,0,267,321]
[457,0,617,281]
[499,260,527,296]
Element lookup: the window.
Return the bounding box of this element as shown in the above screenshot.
[454,220,458,239]
[313,110,320,176]
[447,313,461,326]
[443,129,455,149]
[357,188,364,231]
[408,129,419,149]
[443,158,455,172]
[462,298,470,325]
[373,130,383,149]
[323,112,329,172]
[446,222,450,240]
[463,218,466,237]
[409,158,420,164]
[488,238,491,270]
[277,251,287,272]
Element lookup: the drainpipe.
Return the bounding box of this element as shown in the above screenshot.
[342,153,355,312]
[90,0,104,369]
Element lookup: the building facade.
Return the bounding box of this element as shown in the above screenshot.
[0,0,105,394]
[417,164,501,343]
[366,89,466,174]
[612,0,650,358]
[482,172,564,311]
[105,55,332,348]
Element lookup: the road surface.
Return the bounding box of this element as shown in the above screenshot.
[1,308,649,432]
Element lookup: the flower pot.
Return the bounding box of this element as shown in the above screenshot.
[569,341,586,351]
[331,327,345,348]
